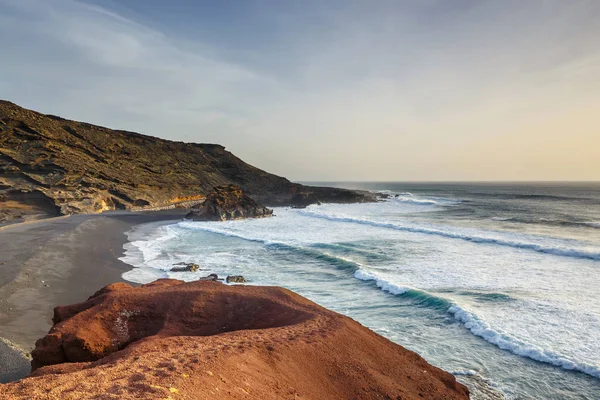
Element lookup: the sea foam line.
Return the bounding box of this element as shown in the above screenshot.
[122,219,600,379]
[386,193,460,206]
[354,268,600,379]
[177,221,363,272]
[298,211,600,261]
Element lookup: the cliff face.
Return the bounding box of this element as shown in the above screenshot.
[0,101,372,224]
[0,279,469,400]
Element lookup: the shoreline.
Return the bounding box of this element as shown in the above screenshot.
[0,210,187,382]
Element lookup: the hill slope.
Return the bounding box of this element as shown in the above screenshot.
[0,101,371,224]
[0,279,469,399]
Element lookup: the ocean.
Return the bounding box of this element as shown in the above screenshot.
[119,182,600,399]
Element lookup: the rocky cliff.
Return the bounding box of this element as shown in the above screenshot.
[0,101,374,224]
[186,184,273,221]
[0,279,469,399]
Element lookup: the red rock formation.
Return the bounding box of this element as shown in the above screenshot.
[0,280,469,400]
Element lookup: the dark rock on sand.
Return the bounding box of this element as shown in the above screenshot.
[170,263,200,272]
[186,185,273,221]
[2,279,469,399]
[0,100,376,224]
[226,275,247,283]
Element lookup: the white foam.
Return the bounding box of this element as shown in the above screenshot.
[353,266,600,379]
[448,305,600,379]
[118,223,180,269]
[388,193,460,206]
[353,268,411,295]
[298,210,600,261]
[117,202,600,384]
[393,195,438,205]
[122,267,167,284]
[491,217,512,222]
[177,220,285,246]
[451,370,479,376]
[451,370,509,400]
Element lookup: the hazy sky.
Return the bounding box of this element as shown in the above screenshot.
[1,0,599,181]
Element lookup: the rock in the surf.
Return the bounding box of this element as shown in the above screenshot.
[185,185,273,221]
[198,273,221,281]
[170,263,200,272]
[226,275,247,283]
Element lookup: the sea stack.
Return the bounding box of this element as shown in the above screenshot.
[1,279,469,399]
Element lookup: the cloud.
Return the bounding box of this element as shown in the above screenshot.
[0,0,599,180]
[0,0,274,142]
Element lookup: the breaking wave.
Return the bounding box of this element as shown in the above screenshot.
[354,268,600,379]
[299,210,600,261]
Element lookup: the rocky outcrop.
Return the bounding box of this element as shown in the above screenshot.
[185,185,273,221]
[198,273,221,281]
[226,275,247,283]
[0,101,376,225]
[170,263,200,273]
[290,192,321,208]
[257,184,374,208]
[0,280,469,399]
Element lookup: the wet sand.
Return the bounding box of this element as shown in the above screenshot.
[0,210,187,382]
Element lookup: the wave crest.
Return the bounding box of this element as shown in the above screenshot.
[354,268,600,379]
[299,211,600,261]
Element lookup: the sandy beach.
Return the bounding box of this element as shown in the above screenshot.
[0,210,187,382]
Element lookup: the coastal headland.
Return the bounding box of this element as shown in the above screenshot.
[0,102,469,398]
[0,100,375,226]
[1,276,469,399]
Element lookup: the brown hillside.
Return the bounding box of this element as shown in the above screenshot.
[0,101,372,224]
[0,279,469,400]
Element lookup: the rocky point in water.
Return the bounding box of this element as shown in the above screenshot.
[170,263,200,273]
[0,100,375,225]
[186,185,273,221]
[0,279,469,399]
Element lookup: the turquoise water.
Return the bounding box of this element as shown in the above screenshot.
[120,183,600,399]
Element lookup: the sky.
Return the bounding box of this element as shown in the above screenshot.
[0,0,599,181]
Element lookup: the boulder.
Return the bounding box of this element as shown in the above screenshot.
[226,275,247,283]
[198,273,221,281]
[186,185,273,221]
[170,263,200,273]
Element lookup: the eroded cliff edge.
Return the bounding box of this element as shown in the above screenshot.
[0,100,374,224]
[0,279,469,400]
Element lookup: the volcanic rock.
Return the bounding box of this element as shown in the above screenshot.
[170,263,200,273]
[198,273,221,281]
[0,101,376,225]
[0,279,469,399]
[185,185,273,221]
[290,192,322,208]
[226,275,247,283]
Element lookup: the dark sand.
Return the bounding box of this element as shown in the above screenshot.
[0,210,187,382]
